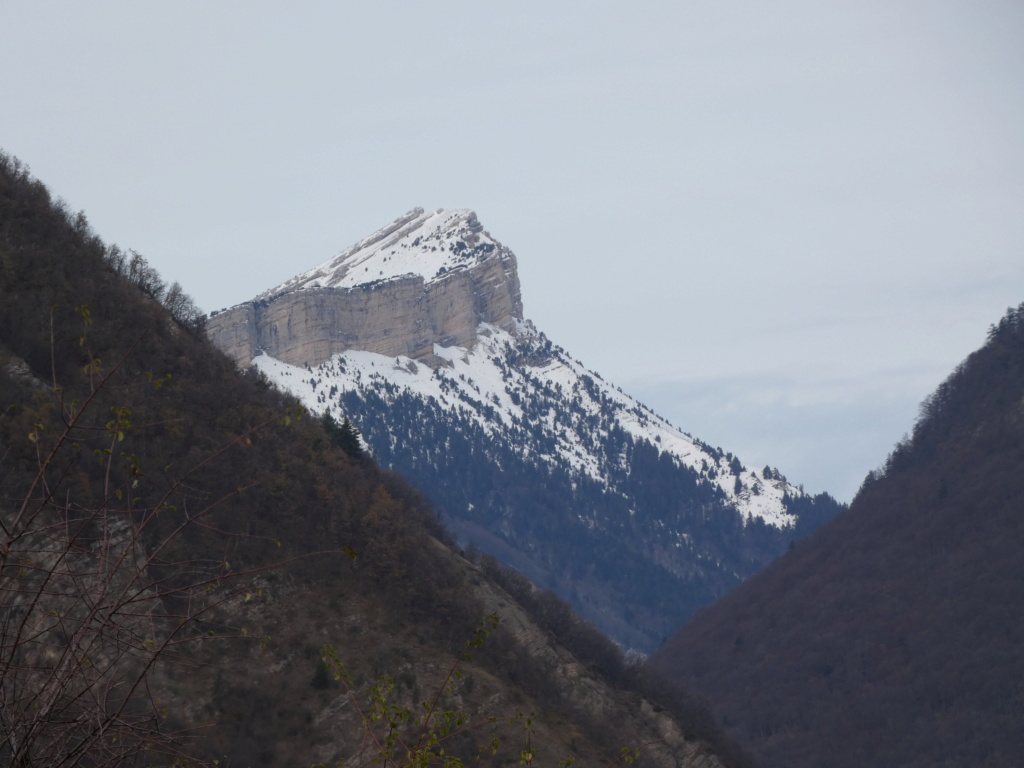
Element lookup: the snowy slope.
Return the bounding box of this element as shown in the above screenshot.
[256,321,800,528]
[257,207,502,299]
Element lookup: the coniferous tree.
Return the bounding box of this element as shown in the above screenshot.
[337,416,364,459]
[321,411,364,459]
[321,410,341,441]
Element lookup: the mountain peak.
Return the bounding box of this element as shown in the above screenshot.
[208,208,523,369]
[257,207,498,300]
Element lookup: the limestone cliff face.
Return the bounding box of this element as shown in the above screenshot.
[207,208,523,368]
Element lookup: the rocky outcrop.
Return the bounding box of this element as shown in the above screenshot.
[463,543,729,768]
[207,209,523,368]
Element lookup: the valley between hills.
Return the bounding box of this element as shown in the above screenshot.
[207,206,842,653]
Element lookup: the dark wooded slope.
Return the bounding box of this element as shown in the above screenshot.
[649,305,1024,768]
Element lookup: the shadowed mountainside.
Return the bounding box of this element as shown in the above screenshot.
[648,304,1024,768]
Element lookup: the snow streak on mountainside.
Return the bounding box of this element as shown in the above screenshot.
[256,323,799,528]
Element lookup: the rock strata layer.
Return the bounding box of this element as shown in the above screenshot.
[207,208,523,368]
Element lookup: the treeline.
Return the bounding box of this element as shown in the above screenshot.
[105,244,206,334]
[0,154,204,340]
[864,301,1024,488]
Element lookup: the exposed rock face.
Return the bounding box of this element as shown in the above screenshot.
[207,208,523,368]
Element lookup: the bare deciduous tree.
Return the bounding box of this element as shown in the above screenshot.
[1,332,286,768]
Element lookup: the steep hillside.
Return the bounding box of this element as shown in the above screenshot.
[0,153,746,767]
[209,208,841,650]
[649,304,1024,767]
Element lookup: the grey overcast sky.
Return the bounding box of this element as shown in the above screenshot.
[3,1,1023,501]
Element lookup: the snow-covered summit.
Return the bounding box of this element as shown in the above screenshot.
[258,207,501,300]
[209,207,522,369]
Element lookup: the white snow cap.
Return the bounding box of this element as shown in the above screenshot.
[259,208,497,299]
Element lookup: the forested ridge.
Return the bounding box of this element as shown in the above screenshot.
[649,302,1024,767]
[0,152,748,767]
[338,381,836,652]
